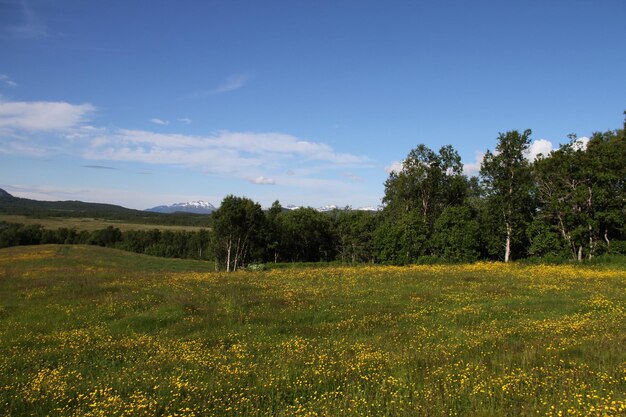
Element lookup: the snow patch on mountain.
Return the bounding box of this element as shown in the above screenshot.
[357,206,379,212]
[146,200,216,214]
[317,204,338,212]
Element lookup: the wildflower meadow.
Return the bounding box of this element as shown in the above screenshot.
[0,245,624,416]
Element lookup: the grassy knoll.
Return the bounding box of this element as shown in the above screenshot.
[0,246,624,416]
[0,214,208,232]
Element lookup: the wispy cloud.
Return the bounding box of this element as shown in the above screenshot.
[4,0,49,39]
[150,118,169,125]
[214,73,251,94]
[188,73,252,98]
[177,117,192,124]
[1,183,87,198]
[341,172,365,183]
[1,99,373,198]
[0,74,18,88]
[83,165,117,170]
[81,129,368,167]
[0,100,94,131]
[249,176,276,185]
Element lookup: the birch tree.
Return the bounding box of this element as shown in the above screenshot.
[212,195,265,272]
[480,130,533,262]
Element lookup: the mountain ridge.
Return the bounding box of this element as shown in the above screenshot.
[146,201,216,214]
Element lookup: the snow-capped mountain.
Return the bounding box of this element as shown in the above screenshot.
[282,203,379,212]
[146,200,216,214]
[317,204,338,212]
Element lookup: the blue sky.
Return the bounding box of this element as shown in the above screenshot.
[1,0,625,209]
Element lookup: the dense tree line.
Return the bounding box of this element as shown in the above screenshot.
[0,224,212,261]
[2,119,624,269]
[207,120,624,269]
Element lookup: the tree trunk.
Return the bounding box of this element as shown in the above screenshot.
[557,213,576,259]
[587,186,594,260]
[233,236,241,272]
[504,223,512,263]
[604,228,610,249]
[226,236,232,272]
[577,245,583,262]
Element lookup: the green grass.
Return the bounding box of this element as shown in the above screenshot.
[0,214,208,232]
[0,245,624,416]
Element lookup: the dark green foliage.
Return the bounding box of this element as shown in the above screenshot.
[432,206,481,262]
[332,209,378,264]
[374,210,429,264]
[212,195,266,271]
[379,144,471,263]
[280,207,336,262]
[0,222,212,261]
[480,129,534,262]
[526,216,567,259]
[534,129,625,260]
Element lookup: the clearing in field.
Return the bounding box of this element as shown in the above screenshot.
[0,245,624,416]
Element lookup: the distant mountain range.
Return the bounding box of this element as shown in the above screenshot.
[145,201,380,214]
[283,204,378,212]
[146,201,216,214]
[146,201,378,214]
[0,188,211,226]
[0,187,378,218]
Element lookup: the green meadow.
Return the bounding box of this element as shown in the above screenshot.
[0,214,207,232]
[0,245,624,416]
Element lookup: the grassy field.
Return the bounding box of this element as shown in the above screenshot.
[0,214,208,232]
[0,245,624,416]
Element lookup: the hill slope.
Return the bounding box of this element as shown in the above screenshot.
[0,188,211,226]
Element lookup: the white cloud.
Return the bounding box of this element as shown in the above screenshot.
[177,118,192,124]
[0,100,94,131]
[384,161,403,174]
[84,129,368,166]
[249,176,276,185]
[572,136,589,151]
[0,74,17,88]
[463,151,485,176]
[525,139,553,161]
[1,99,372,201]
[463,140,555,177]
[214,73,251,94]
[150,118,170,125]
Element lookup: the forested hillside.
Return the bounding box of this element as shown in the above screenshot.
[0,191,211,227]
